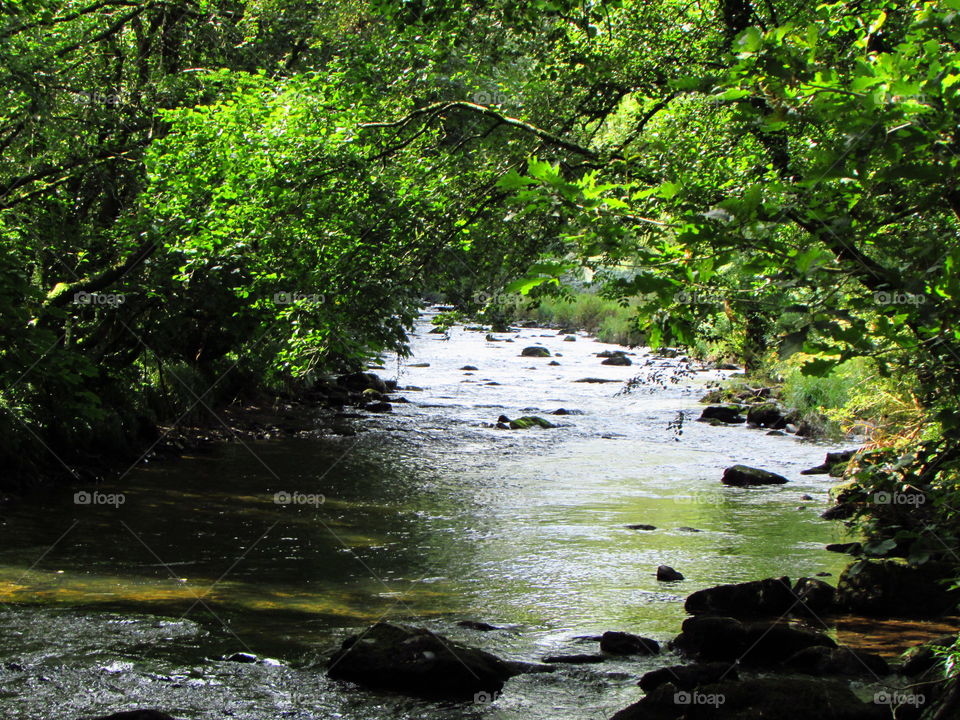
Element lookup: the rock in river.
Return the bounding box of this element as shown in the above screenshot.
[656,565,684,582]
[721,464,788,486]
[685,576,794,617]
[637,661,735,692]
[698,405,745,423]
[520,346,551,357]
[672,615,836,666]
[88,713,179,720]
[327,622,517,701]
[497,415,556,429]
[600,630,660,656]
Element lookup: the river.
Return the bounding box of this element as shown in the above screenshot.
[0,311,861,719]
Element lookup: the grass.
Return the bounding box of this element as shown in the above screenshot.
[502,293,647,345]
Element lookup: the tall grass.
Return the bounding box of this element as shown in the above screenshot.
[504,293,646,345]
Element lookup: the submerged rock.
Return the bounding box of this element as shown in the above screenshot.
[542,653,604,664]
[457,620,500,631]
[600,631,660,656]
[721,464,788,486]
[627,523,657,530]
[327,622,516,701]
[601,355,633,366]
[520,346,551,357]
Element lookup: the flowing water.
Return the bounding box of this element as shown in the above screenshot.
[0,312,877,719]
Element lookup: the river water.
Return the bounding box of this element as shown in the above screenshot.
[0,312,863,719]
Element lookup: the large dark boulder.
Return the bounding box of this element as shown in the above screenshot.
[721,464,788,486]
[698,405,745,424]
[746,402,787,429]
[327,622,516,701]
[610,677,886,720]
[684,577,794,617]
[86,714,178,720]
[337,372,388,394]
[836,559,960,617]
[792,577,837,616]
[600,631,660,656]
[801,448,859,475]
[602,354,633,366]
[782,645,889,677]
[520,346,551,357]
[638,662,735,692]
[672,615,836,667]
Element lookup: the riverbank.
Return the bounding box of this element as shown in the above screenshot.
[1,312,956,719]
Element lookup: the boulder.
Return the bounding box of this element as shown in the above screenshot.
[672,616,837,667]
[637,662,735,693]
[457,620,500,631]
[497,415,556,429]
[627,523,657,530]
[836,559,960,617]
[602,355,633,366]
[610,677,885,720]
[685,577,794,617]
[326,622,516,701]
[87,714,178,720]
[600,631,660,656]
[746,402,787,429]
[564,335,577,341]
[801,449,859,475]
[364,401,392,413]
[460,365,479,371]
[520,346,551,357]
[657,565,685,582]
[721,464,788,487]
[698,405,745,423]
[338,372,388,394]
[782,645,889,677]
[792,577,837,616]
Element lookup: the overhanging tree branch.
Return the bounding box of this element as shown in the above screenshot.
[360,101,607,160]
